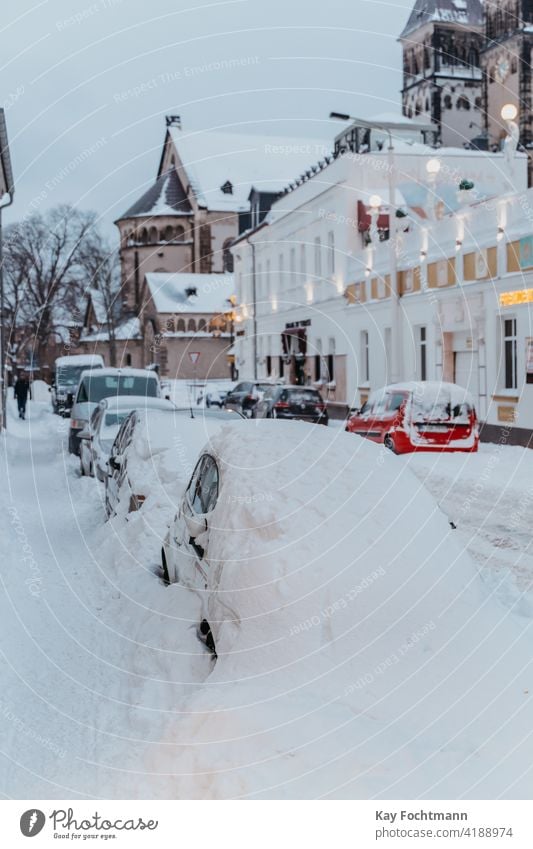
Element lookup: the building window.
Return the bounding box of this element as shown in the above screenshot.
[198,319,206,331]
[266,355,272,376]
[177,318,186,332]
[327,337,335,382]
[361,330,370,382]
[419,326,427,381]
[327,231,335,276]
[223,239,234,272]
[125,353,132,366]
[148,226,158,244]
[188,318,196,332]
[503,317,517,389]
[314,237,322,278]
[315,338,322,381]
[175,225,185,242]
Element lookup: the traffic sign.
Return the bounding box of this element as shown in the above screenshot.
[188,352,201,364]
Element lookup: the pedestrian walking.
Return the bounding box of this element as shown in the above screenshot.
[14,373,31,420]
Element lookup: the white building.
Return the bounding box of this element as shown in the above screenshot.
[232,131,530,437]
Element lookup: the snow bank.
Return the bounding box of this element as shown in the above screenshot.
[141,422,533,799]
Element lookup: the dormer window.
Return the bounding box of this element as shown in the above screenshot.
[185,286,198,297]
[221,180,233,195]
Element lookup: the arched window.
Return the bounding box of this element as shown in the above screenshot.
[177,318,186,332]
[163,225,174,242]
[198,318,206,332]
[174,225,185,242]
[148,226,158,244]
[456,95,470,111]
[444,94,453,110]
[223,238,234,272]
[187,318,196,332]
[140,228,148,244]
[166,318,175,332]
[125,353,132,366]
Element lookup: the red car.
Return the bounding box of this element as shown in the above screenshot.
[345,381,479,454]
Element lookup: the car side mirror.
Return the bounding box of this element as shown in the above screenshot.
[183,509,208,539]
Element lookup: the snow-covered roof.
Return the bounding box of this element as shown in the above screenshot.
[400,0,483,37]
[168,126,331,213]
[120,169,193,219]
[144,272,234,315]
[81,316,142,343]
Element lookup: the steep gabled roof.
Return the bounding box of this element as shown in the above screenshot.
[162,126,331,213]
[400,0,483,38]
[119,169,192,219]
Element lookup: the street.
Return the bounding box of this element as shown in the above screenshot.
[1,390,533,799]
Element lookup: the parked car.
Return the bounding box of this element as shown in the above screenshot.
[161,419,479,661]
[255,385,328,425]
[345,381,479,453]
[52,354,104,416]
[223,380,278,417]
[68,368,161,456]
[205,388,231,408]
[105,406,243,518]
[79,396,176,480]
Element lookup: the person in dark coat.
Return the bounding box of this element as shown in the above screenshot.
[14,374,31,420]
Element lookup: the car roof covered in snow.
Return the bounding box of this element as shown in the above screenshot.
[99,395,175,412]
[79,367,160,380]
[371,381,475,404]
[55,354,104,367]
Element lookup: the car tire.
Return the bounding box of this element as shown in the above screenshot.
[384,434,397,454]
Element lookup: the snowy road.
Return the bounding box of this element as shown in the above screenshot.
[1,392,533,799]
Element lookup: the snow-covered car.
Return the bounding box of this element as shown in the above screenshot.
[79,396,177,480]
[68,368,161,456]
[345,381,479,453]
[205,388,230,408]
[105,406,243,518]
[162,420,483,659]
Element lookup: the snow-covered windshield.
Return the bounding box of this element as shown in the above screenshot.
[57,365,96,387]
[77,375,158,403]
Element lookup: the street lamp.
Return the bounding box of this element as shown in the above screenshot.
[330,112,434,383]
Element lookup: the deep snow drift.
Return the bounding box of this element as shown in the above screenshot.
[1,394,532,799]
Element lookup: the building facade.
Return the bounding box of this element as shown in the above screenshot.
[233,135,527,410]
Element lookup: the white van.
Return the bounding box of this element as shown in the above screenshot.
[68,368,161,455]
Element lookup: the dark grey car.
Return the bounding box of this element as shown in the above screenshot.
[255,385,328,425]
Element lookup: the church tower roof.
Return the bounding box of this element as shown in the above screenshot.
[400,0,484,38]
[119,168,192,220]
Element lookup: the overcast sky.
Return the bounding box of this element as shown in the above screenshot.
[3,0,414,237]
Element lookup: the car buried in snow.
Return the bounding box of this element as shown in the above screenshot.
[79,395,177,480]
[161,419,482,661]
[105,406,243,518]
[345,381,479,454]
